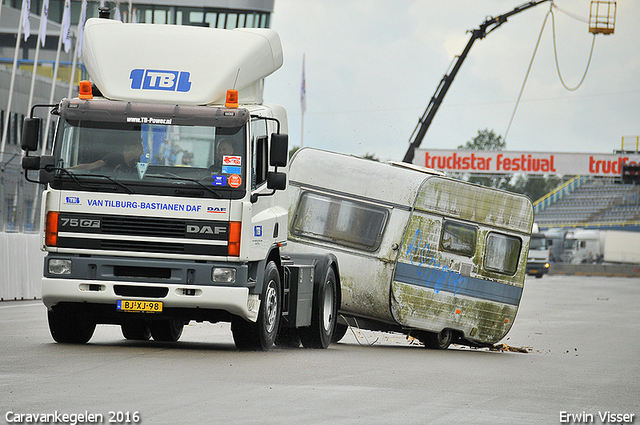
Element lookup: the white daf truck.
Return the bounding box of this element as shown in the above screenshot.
[21,18,340,351]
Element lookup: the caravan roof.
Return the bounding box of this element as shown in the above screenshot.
[289,148,533,234]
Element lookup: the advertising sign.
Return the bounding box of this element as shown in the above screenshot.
[414,149,640,177]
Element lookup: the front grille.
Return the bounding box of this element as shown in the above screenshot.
[56,212,229,256]
[102,215,186,238]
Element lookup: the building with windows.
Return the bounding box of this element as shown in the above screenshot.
[0,0,275,234]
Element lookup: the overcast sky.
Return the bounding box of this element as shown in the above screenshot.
[262,0,640,162]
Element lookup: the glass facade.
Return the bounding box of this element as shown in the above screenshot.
[4,0,270,29]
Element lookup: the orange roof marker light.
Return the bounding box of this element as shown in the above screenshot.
[225,89,239,108]
[78,81,93,100]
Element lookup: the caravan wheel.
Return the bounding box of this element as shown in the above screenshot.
[421,329,453,350]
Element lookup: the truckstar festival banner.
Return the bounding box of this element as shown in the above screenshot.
[413,149,640,177]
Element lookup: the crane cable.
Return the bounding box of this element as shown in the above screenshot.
[504,5,551,143]
[551,7,597,91]
[504,2,597,142]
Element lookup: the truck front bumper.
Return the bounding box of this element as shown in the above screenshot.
[41,278,260,322]
[526,262,550,277]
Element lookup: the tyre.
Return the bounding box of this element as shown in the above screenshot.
[275,327,301,348]
[300,267,338,349]
[421,329,453,350]
[332,323,348,343]
[232,261,281,351]
[148,319,184,342]
[121,319,151,341]
[47,305,96,344]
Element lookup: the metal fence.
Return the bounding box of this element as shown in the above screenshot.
[0,154,43,234]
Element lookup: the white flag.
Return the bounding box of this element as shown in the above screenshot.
[21,0,31,41]
[76,0,87,58]
[61,0,71,53]
[39,0,49,47]
[300,54,306,114]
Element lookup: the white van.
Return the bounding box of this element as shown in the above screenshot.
[286,148,533,349]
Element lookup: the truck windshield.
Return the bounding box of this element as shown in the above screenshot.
[529,236,548,250]
[53,119,246,198]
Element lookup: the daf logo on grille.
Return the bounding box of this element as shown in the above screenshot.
[186,225,226,235]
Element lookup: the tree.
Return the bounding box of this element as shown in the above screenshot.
[457,129,506,189]
[454,129,568,201]
[458,129,505,151]
[289,146,300,160]
[363,152,380,162]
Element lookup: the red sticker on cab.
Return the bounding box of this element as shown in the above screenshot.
[223,155,242,166]
[228,174,242,188]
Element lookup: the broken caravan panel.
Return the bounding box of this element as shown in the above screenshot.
[21,19,341,351]
[286,148,533,348]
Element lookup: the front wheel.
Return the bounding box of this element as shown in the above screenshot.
[300,267,338,349]
[232,261,281,351]
[47,305,96,344]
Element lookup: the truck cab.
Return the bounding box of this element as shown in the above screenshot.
[526,233,551,278]
[561,229,601,264]
[21,18,339,351]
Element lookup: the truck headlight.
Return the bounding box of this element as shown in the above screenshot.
[212,267,236,283]
[49,259,72,275]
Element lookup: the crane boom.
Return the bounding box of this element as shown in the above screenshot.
[402,0,550,164]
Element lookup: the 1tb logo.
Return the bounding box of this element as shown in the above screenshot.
[130,69,192,92]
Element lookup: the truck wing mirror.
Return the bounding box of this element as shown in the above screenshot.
[38,156,56,184]
[22,156,41,170]
[21,117,41,152]
[270,133,288,167]
[267,171,286,191]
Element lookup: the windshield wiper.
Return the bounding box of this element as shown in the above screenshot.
[144,173,222,198]
[59,168,135,194]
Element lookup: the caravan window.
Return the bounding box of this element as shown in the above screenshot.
[440,221,477,257]
[291,192,388,252]
[484,232,522,275]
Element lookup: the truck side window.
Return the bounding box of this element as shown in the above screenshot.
[251,119,268,189]
[291,191,388,252]
[484,232,522,275]
[440,221,477,257]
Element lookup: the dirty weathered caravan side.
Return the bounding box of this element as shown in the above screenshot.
[286,148,533,349]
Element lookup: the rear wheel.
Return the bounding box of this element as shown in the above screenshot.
[232,261,281,351]
[300,267,338,349]
[121,319,151,341]
[332,323,348,343]
[47,305,96,344]
[148,319,184,342]
[421,329,453,350]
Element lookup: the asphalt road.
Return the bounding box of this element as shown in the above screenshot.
[1,274,638,425]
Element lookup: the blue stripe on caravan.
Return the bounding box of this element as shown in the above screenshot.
[394,262,523,306]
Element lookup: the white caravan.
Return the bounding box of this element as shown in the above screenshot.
[286,148,534,348]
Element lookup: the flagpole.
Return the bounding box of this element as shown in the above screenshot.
[1,2,27,162]
[67,0,86,99]
[300,53,306,148]
[42,0,70,155]
[28,0,49,115]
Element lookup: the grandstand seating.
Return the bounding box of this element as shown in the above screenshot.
[534,178,640,229]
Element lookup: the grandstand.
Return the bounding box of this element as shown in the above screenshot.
[534,177,640,231]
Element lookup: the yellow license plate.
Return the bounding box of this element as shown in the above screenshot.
[117,300,163,313]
